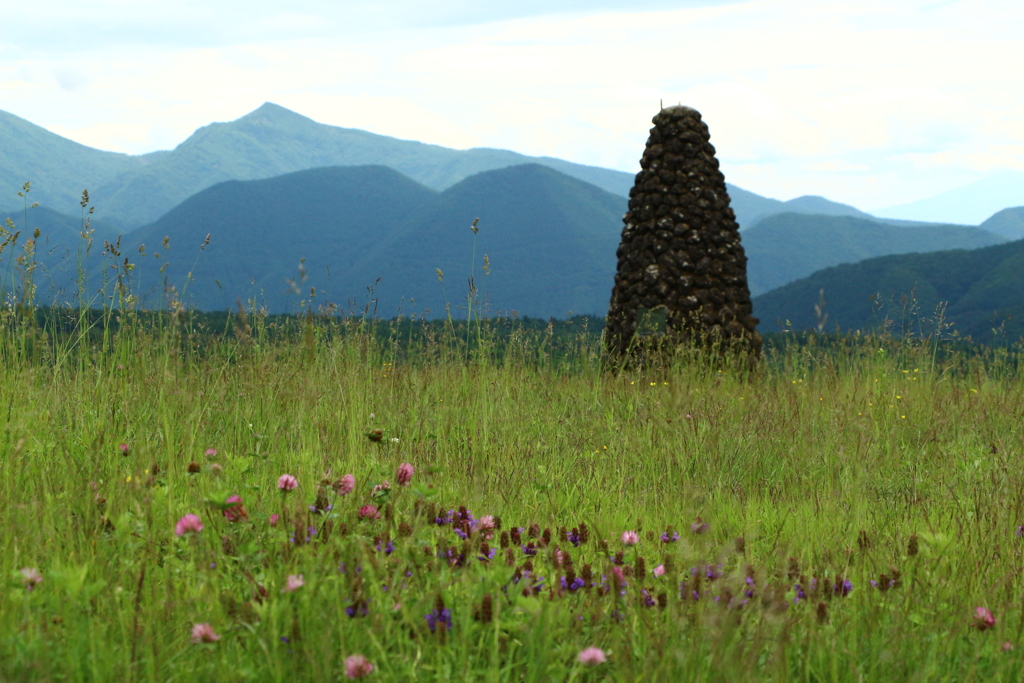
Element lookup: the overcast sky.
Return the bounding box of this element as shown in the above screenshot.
[2,0,1021,211]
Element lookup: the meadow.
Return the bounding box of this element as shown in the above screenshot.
[0,297,1022,683]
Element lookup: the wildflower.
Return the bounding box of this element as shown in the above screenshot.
[974,607,996,631]
[20,567,42,591]
[334,474,355,496]
[396,463,414,486]
[367,430,383,443]
[119,443,129,455]
[1017,525,1023,538]
[282,574,305,593]
[278,474,298,491]
[187,461,201,474]
[660,530,680,543]
[611,566,626,593]
[209,463,223,475]
[621,531,639,546]
[372,481,391,496]
[175,514,203,536]
[578,647,607,665]
[691,518,709,534]
[359,505,380,520]
[478,515,496,537]
[560,575,586,592]
[268,513,280,527]
[204,448,217,457]
[190,622,221,643]
[344,654,374,679]
[1002,641,1014,651]
[223,495,247,522]
[425,607,452,632]
[345,599,370,618]
[653,564,666,578]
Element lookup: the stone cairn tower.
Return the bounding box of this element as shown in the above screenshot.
[605,106,761,358]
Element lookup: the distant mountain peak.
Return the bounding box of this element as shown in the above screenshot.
[979,206,1024,241]
[239,102,314,125]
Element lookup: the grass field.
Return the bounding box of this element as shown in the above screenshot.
[0,302,1022,682]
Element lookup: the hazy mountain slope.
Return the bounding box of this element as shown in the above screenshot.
[742,213,1007,295]
[121,165,438,312]
[876,171,1024,225]
[353,163,625,318]
[102,164,624,317]
[0,205,120,245]
[751,239,1024,342]
[781,195,874,220]
[0,109,149,216]
[725,187,873,229]
[979,207,1024,241]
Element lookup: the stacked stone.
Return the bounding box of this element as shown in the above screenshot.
[605,105,761,358]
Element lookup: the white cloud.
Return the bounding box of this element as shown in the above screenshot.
[1,0,1022,211]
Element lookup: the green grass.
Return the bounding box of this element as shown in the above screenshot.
[1,305,1023,682]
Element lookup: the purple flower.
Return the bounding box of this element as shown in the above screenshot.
[560,576,586,592]
[345,600,370,618]
[435,510,454,525]
[660,531,680,543]
[425,608,452,632]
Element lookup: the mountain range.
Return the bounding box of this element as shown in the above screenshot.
[1,103,1022,333]
[1,163,1011,320]
[743,213,1005,296]
[752,214,1024,343]
[2,103,905,232]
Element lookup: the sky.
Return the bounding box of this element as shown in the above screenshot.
[2,0,1022,212]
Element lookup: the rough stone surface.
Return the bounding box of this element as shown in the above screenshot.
[605,106,761,357]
